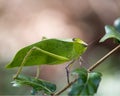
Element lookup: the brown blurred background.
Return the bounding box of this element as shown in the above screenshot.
[0,0,120,95]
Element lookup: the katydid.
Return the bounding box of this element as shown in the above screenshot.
[6,38,87,83]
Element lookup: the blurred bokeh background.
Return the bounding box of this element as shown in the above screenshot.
[0,0,120,95]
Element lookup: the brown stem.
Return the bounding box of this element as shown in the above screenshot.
[53,44,120,96]
[88,44,120,71]
[53,79,77,96]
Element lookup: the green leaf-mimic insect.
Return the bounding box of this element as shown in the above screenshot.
[6,38,87,82]
[6,38,87,68]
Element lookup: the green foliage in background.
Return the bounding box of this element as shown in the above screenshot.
[100,18,120,43]
[100,25,120,42]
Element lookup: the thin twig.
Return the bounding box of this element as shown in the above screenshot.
[53,79,77,96]
[88,44,120,71]
[54,44,120,96]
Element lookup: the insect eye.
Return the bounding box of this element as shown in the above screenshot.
[72,38,88,46]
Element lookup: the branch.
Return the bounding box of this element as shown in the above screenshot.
[88,44,120,71]
[53,79,77,96]
[54,44,120,96]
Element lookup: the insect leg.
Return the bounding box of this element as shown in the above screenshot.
[79,57,88,67]
[65,60,76,84]
[35,65,40,79]
[13,47,40,79]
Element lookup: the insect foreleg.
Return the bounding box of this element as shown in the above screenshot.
[78,57,88,67]
[65,60,76,84]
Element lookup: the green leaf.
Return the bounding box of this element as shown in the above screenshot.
[11,75,56,94]
[6,38,87,68]
[68,68,102,96]
[100,25,120,42]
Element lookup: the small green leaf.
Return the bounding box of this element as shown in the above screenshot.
[100,25,120,42]
[68,68,102,96]
[6,38,87,68]
[11,75,56,94]
[71,68,88,83]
